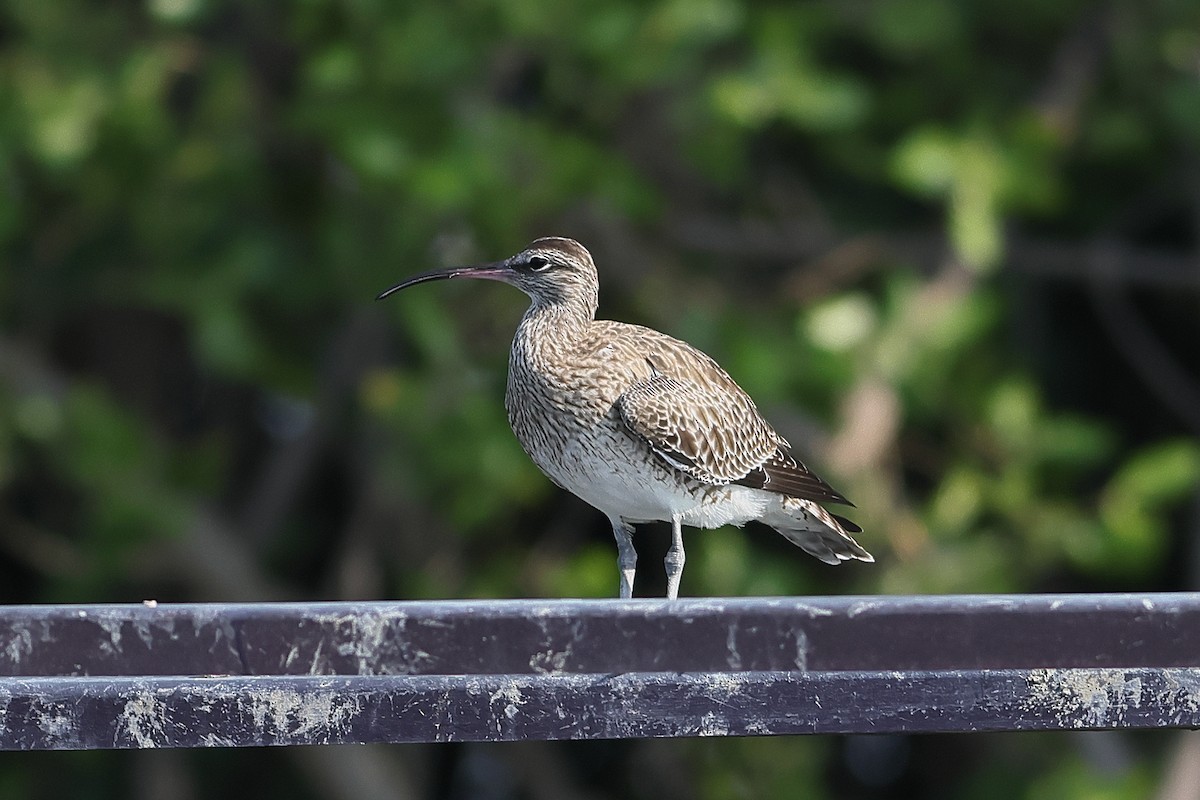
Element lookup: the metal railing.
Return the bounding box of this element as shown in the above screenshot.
[2,593,1198,749]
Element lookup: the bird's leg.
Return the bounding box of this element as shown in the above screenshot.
[610,517,637,599]
[664,514,685,600]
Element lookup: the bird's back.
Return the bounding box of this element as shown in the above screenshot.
[506,312,841,496]
[509,314,773,430]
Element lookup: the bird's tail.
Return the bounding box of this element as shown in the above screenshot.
[763,496,873,566]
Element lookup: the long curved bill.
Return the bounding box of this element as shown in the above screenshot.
[376,263,511,301]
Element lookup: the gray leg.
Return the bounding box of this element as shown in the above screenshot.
[610,516,637,599]
[664,514,685,600]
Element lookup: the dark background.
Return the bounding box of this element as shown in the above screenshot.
[2,1,1199,797]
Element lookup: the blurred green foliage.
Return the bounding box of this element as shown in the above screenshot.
[2,0,1199,798]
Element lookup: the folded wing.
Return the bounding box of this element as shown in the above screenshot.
[615,357,852,508]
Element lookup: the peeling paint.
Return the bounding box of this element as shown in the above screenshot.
[790,603,835,618]
[308,640,326,676]
[4,628,32,666]
[725,624,742,670]
[1025,669,1145,729]
[673,600,729,614]
[528,604,559,619]
[33,703,75,744]
[199,732,236,747]
[488,682,527,732]
[239,683,364,742]
[1157,671,1200,725]
[793,630,808,671]
[283,644,300,670]
[332,612,392,671]
[847,601,882,618]
[117,690,168,748]
[743,717,773,735]
[696,671,750,702]
[306,609,437,676]
[131,619,161,651]
[529,617,583,674]
[95,619,125,657]
[696,711,729,736]
[529,648,570,674]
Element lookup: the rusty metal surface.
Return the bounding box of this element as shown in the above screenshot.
[1,594,1198,748]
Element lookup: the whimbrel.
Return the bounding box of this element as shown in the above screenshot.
[379,238,871,599]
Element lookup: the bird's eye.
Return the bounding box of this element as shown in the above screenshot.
[526,255,551,272]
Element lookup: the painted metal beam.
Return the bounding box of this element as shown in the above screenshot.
[1,594,1197,748]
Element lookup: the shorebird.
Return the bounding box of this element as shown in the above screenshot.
[378,237,871,599]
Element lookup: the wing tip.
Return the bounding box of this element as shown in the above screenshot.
[739,460,856,507]
[830,513,862,534]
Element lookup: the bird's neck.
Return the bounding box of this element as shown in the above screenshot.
[514,300,593,359]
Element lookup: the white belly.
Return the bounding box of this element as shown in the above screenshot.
[536,427,773,528]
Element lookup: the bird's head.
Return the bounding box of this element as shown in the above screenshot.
[378,237,599,316]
